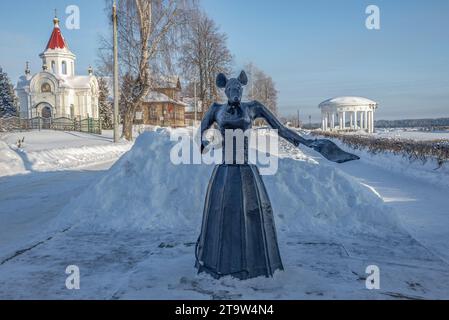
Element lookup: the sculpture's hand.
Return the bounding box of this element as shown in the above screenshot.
[201,140,212,154]
[308,139,360,163]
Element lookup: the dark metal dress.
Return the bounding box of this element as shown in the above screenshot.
[195,103,284,280]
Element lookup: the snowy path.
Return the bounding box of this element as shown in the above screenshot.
[0,161,115,262]
[335,159,449,264]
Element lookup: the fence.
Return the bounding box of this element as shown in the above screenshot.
[0,116,102,134]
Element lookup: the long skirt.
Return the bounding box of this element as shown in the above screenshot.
[195,164,284,280]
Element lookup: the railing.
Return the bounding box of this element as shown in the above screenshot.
[0,116,102,134]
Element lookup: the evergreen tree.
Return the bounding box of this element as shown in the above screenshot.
[98,77,113,129]
[0,67,18,118]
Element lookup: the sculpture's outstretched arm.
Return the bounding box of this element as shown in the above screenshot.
[250,100,313,147]
[198,103,219,153]
[250,100,360,163]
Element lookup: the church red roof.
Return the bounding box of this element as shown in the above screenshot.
[45,18,67,50]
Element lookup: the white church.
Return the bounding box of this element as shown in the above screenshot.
[16,16,99,120]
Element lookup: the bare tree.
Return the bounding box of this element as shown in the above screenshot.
[179,10,233,110]
[98,0,193,140]
[244,63,278,115]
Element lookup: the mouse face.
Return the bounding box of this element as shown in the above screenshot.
[216,71,248,105]
[225,78,243,104]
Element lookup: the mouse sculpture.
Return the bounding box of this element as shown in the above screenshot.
[195,71,359,280]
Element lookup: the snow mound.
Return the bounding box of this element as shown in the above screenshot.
[0,132,131,176]
[0,141,26,176]
[22,143,131,172]
[55,129,402,237]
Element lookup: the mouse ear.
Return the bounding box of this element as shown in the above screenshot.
[238,70,248,86]
[216,73,228,88]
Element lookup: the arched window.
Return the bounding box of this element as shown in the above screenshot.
[41,83,52,93]
[62,61,67,75]
[51,61,56,73]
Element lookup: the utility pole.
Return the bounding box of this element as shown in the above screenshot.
[112,0,120,143]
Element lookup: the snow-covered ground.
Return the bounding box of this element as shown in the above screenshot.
[365,128,449,141]
[0,128,449,299]
[0,130,131,176]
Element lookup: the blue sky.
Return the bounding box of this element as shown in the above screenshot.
[1,0,448,120]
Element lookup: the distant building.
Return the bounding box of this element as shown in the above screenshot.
[183,97,203,127]
[135,77,187,127]
[318,96,378,133]
[15,15,99,121]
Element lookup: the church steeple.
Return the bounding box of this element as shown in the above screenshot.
[45,12,67,50]
[40,11,76,76]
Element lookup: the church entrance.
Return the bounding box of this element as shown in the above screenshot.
[41,106,52,119]
[40,104,52,129]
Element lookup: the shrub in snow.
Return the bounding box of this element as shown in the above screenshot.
[312,131,449,167]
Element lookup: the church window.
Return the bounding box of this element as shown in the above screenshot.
[62,61,67,75]
[51,61,56,73]
[41,83,52,93]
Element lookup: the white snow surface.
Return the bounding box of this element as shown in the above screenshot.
[373,128,449,141]
[0,140,26,176]
[0,130,131,177]
[1,128,449,299]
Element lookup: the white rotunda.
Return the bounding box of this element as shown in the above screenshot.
[318,96,378,133]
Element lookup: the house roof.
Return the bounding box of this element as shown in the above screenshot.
[143,91,187,107]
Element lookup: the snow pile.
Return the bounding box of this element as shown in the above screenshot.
[56,129,402,237]
[0,131,132,177]
[0,140,26,176]
[20,143,131,172]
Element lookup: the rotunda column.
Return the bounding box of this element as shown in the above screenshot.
[364,110,368,131]
[349,112,353,129]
